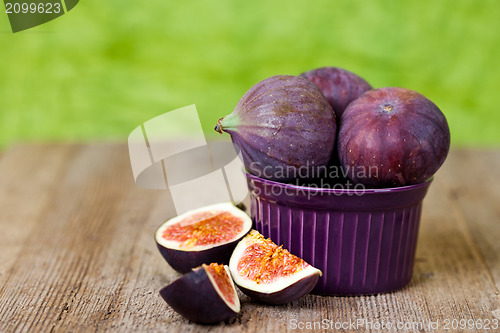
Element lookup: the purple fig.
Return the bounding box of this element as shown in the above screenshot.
[338,87,450,187]
[229,230,322,305]
[155,203,252,273]
[215,75,336,182]
[301,67,372,120]
[160,263,240,324]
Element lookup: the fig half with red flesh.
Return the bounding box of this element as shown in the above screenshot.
[155,203,252,273]
[229,230,322,304]
[160,263,240,324]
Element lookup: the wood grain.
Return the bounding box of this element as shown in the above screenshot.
[0,144,499,332]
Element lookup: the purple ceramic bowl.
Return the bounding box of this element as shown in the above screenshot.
[245,172,432,295]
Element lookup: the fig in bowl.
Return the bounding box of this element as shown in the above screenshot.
[160,263,240,324]
[301,66,372,120]
[155,202,252,273]
[338,87,450,187]
[215,75,336,182]
[229,230,322,304]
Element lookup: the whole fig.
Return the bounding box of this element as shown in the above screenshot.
[301,67,372,120]
[338,87,450,187]
[215,75,336,182]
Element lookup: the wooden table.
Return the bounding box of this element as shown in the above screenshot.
[0,144,499,332]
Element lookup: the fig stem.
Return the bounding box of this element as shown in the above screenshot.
[214,118,224,134]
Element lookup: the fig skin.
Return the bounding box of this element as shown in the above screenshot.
[236,274,320,305]
[156,239,243,274]
[160,265,239,324]
[215,75,336,182]
[301,67,372,120]
[338,87,450,187]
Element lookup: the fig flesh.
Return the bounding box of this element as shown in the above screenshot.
[160,263,240,324]
[155,202,252,273]
[301,67,372,120]
[338,87,450,187]
[229,230,322,304]
[215,75,336,182]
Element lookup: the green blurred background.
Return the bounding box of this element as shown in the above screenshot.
[1,0,499,149]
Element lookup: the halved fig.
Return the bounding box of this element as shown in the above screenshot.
[160,263,240,324]
[155,202,252,273]
[229,230,322,304]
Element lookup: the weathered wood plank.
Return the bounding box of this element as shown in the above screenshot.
[0,144,80,286]
[0,145,498,332]
[436,149,500,322]
[438,150,500,293]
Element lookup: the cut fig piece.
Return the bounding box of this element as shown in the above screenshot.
[160,263,240,324]
[229,230,322,305]
[155,202,252,273]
